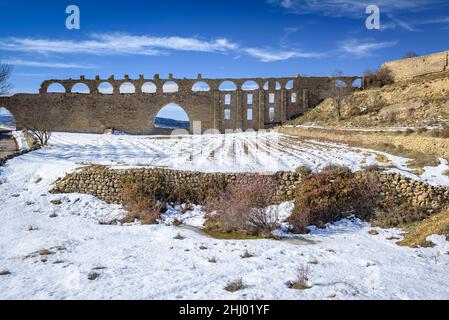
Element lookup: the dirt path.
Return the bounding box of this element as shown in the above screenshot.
[0,129,17,159]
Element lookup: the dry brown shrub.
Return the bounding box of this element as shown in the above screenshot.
[288,166,382,233]
[120,179,161,225]
[224,278,246,292]
[431,124,449,138]
[204,178,279,236]
[289,264,311,290]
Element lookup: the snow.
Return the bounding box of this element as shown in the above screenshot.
[420,158,449,186]
[1,131,449,300]
[15,131,448,186]
[285,124,442,132]
[11,131,29,151]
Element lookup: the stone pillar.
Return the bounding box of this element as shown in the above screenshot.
[113,83,121,96]
[302,89,309,113]
[89,83,99,95]
[235,90,243,131]
[280,89,287,122]
[212,90,221,133]
[63,84,71,94]
[136,76,144,94]
[258,90,265,129]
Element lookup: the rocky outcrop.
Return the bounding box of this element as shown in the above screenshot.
[290,76,449,128]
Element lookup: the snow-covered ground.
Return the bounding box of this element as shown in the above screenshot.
[1,131,449,299]
[14,131,449,185]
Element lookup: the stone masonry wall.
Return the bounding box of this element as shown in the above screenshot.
[0,74,361,135]
[51,166,449,213]
[50,167,301,204]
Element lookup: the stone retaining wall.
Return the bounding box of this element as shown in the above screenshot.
[51,166,449,213]
[0,146,40,167]
[51,167,301,204]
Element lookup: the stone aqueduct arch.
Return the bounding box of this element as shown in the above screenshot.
[0,73,362,134]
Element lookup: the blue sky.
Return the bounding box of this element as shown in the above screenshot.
[0,0,449,96]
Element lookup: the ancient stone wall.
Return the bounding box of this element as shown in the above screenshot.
[382,51,449,82]
[0,74,360,134]
[51,166,449,213]
[51,167,301,204]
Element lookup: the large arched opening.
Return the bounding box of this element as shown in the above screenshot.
[352,78,362,89]
[0,107,16,130]
[154,103,190,134]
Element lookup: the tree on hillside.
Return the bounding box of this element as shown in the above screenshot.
[331,70,351,120]
[364,67,393,88]
[404,51,419,59]
[0,61,12,96]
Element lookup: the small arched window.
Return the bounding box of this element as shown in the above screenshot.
[98,82,113,94]
[71,83,90,94]
[47,83,66,93]
[242,80,259,91]
[120,82,136,94]
[192,81,210,92]
[142,82,157,93]
[163,81,179,93]
[219,81,237,91]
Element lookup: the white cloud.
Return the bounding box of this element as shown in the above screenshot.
[416,16,449,25]
[339,39,397,57]
[385,15,420,31]
[268,0,441,17]
[0,33,238,56]
[0,33,323,63]
[13,72,52,77]
[244,48,323,62]
[4,59,94,69]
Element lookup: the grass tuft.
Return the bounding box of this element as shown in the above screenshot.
[224,278,246,292]
[399,209,449,248]
[174,232,185,240]
[289,265,311,290]
[240,250,254,259]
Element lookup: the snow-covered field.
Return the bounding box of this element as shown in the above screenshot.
[1,131,449,300]
[13,131,449,185]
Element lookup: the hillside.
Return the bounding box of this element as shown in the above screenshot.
[289,76,449,128]
[155,117,189,129]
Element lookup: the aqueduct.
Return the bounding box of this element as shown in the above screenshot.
[0,73,361,134]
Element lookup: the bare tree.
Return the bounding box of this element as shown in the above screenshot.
[363,67,393,88]
[331,70,351,120]
[0,61,13,96]
[24,104,54,146]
